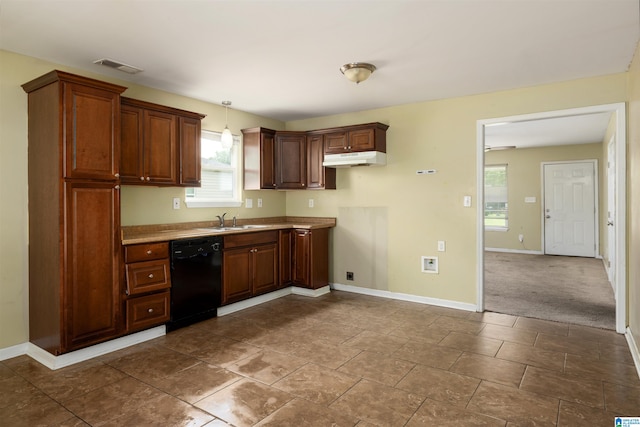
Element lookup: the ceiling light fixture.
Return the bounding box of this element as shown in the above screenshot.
[93,58,143,74]
[221,101,233,148]
[340,62,376,84]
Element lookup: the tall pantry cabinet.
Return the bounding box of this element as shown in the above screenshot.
[22,71,127,355]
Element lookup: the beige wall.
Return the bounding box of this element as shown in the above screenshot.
[0,50,284,350]
[1,47,636,351]
[484,143,603,252]
[627,43,640,349]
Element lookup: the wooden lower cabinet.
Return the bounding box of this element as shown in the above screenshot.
[222,231,278,305]
[292,228,329,289]
[279,230,293,287]
[123,242,171,333]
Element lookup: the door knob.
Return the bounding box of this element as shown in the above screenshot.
[608,221,614,226]
[545,215,551,219]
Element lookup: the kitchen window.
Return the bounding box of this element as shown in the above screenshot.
[484,164,508,230]
[184,130,242,208]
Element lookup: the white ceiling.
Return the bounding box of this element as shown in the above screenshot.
[1,0,638,125]
[484,111,614,150]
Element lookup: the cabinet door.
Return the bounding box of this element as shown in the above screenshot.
[144,109,177,184]
[179,116,201,186]
[349,128,375,151]
[279,230,293,287]
[120,104,145,183]
[222,248,253,304]
[306,134,335,190]
[63,181,121,351]
[63,83,120,181]
[323,131,348,154]
[261,131,276,189]
[275,133,306,189]
[292,230,310,287]
[252,243,278,296]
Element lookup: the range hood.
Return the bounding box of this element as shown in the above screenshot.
[322,151,387,168]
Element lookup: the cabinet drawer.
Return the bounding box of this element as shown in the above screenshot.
[126,291,170,332]
[125,242,169,262]
[125,259,171,295]
[224,230,278,249]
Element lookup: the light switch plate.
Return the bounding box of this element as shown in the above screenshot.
[463,196,472,207]
[172,197,180,210]
[257,198,263,208]
[308,199,314,208]
[437,241,446,252]
[245,198,253,208]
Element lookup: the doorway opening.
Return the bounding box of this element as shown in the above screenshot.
[476,103,627,333]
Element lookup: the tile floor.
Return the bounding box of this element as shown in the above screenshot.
[1,291,639,426]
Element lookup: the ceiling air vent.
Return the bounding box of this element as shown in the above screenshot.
[93,58,143,74]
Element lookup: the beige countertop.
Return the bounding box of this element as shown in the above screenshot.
[121,216,336,245]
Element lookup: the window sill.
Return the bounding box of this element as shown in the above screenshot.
[184,199,243,208]
[485,226,509,232]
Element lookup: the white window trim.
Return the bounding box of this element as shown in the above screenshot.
[184,130,242,208]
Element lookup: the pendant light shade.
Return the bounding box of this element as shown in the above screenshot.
[221,101,233,148]
[340,62,376,84]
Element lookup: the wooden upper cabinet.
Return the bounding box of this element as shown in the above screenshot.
[322,122,389,154]
[243,127,276,190]
[120,97,204,186]
[307,134,336,190]
[275,131,306,189]
[62,83,122,181]
[144,109,177,184]
[323,131,348,154]
[179,116,202,186]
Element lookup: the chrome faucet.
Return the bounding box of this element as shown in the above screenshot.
[216,212,226,228]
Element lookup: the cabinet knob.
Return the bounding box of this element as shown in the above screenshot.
[148,273,154,279]
[114,185,120,190]
[114,173,120,178]
[146,250,152,255]
[302,183,305,187]
[146,177,151,181]
[347,146,351,149]
[147,308,154,313]
[139,176,145,181]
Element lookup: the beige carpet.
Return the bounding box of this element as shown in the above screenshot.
[484,251,616,330]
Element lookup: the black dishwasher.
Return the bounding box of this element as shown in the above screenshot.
[167,236,222,331]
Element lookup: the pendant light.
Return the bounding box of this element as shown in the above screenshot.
[221,100,233,148]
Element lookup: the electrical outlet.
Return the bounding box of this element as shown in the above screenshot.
[308,199,314,208]
[463,195,472,207]
[346,271,354,281]
[437,240,446,252]
[257,198,263,208]
[172,197,180,210]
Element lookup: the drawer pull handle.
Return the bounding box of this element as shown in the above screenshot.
[146,250,152,255]
[148,308,154,313]
[148,273,154,279]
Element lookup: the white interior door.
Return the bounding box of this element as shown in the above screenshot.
[543,162,596,257]
[607,138,616,290]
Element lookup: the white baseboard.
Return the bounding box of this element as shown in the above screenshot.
[217,285,331,317]
[217,288,293,316]
[292,285,331,298]
[0,342,29,362]
[0,327,165,370]
[331,282,477,312]
[626,327,640,380]
[485,247,544,255]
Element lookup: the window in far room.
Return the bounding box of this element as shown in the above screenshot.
[184,130,242,208]
[484,164,508,229]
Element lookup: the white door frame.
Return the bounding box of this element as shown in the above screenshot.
[541,160,599,258]
[476,103,627,334]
